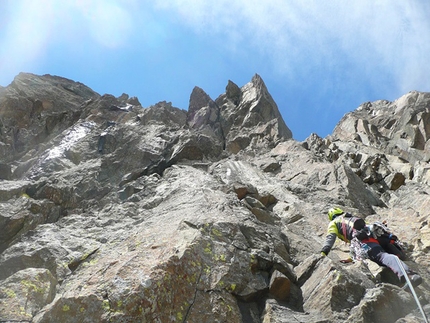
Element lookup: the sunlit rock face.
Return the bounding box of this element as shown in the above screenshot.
[333,92,430,165]
[0,73,429,322]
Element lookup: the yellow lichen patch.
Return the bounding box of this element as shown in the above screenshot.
[102,299,110,312]
[177,312,183,321]
[333,270,343,282]
[249,254,258,269]
[19,306,31,317]
[82,258,98,267]
[81,253,90,261]
[187,273,197,284]
[62,304,70,312]
[80,307,85,313]
[21,280,45,294]
[229,283,237,292]
[3,288,16,298]
[190,260,202,268]
[200,223,210,233]
[203,265,211,275]
[211,228,222,237]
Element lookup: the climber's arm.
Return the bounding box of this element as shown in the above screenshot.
[321,232,337,256]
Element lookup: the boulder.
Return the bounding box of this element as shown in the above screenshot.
[347,284,416,323]
[269,270,291,301]
[0,268,56,321]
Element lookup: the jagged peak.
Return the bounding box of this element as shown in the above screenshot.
[188,86,214,112]
[251,73,263,84]
[225,80,241,103]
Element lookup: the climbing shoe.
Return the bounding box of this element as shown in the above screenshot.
[408,274,422,287]
[401,273,422,288]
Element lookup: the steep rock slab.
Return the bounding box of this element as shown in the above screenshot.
[0,73,100,161]
[270,141,383,216]
[0,193,62,254]
[27,166,296,322]
[301,257,371,321]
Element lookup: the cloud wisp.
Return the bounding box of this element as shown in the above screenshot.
[0,0,135,84]
[0,0,56,81]
[2,1,429,91]
[75,0,134,49]
[153,1,430,94]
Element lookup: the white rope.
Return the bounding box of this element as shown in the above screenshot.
[394,256,429,323]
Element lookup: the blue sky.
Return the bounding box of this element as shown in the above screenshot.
[1,1,430,141]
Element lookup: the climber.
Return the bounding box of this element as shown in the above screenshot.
[353,225,422,287]
[321,208,422,287]
[321,208,406,261]
[320,207,366,260]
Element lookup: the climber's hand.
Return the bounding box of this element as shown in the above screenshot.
[340,258,353,264]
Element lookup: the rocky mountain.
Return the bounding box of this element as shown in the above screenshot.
[0,72,429,323]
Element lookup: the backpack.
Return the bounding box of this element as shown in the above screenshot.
[369,221,390,238]
[370,221,405,252]
[339,213,365,242]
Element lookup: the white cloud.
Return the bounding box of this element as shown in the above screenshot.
[75,0,134,48]
[0,0,135,83]
[0,0,56,80]
[1,0,428,98]
[152,0,430,93]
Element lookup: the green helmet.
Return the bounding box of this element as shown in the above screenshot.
[328,207,344,221]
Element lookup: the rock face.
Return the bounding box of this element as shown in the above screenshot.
[333,92,430,165]
[0,72,429,322]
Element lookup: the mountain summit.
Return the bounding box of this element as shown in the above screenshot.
[0,73,429,322]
